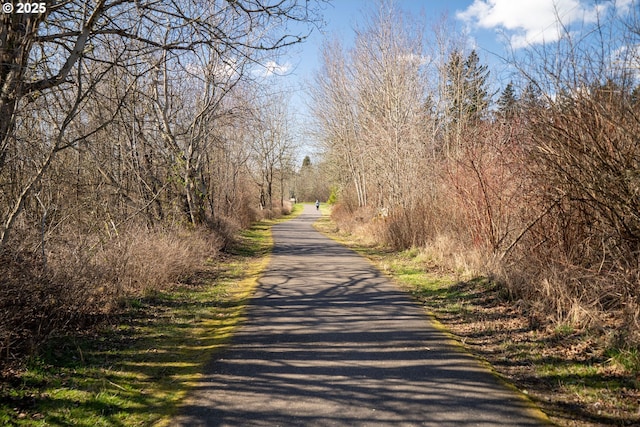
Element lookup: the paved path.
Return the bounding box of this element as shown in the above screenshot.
[175,205,549,426]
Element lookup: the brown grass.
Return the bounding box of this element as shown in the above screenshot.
[0,225,224,372]
[330,128,640,348]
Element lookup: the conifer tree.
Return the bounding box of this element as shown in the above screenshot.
[444,49,490,155]
[497,82,517,120]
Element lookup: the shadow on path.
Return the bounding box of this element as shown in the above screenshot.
[175,206,548,426]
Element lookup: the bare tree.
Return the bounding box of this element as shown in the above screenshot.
[0,0,325,247]
[0,49,128,246]
[312,0,429,215]
[351,0,429,210]
[311,38,369,208]
[496,0,640,331]
[250,90,296,211]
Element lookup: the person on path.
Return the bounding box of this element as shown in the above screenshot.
[315,200,320,210]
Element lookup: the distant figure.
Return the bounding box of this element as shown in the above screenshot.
[315,200,320,210]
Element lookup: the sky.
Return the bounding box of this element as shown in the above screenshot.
[269,0,635,158]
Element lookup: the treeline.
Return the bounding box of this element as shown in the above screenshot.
[312,1,640,344]
[0,1,321,364]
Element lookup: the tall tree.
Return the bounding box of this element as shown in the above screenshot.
[464,50,491,121]
[250,91,296,210]
[313,0,428,210]
[444,49,490,156]
[497,81,518,120]
[0,0,324,246]
[311,38,369,208]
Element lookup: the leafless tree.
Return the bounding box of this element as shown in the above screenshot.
[249,90,296,211]
[311,38,369,208]
[312,0,429,214]
[0,0,325,247]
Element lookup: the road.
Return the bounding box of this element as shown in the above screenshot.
[175,204,550,426]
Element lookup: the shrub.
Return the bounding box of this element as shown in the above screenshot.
[0,225,222,369]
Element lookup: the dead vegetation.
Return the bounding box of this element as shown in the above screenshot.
[313,4,640,424]
[314,1,640,355]
[417,279,640,426]
[316,211,640,425]
[0,1,321,378]
[0,225,223,372]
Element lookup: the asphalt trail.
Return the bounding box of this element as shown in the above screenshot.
[175,205,549,426]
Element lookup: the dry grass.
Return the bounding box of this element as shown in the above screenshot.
[319,210,640,426]
[0,225,224,372]
[0,208,288,426]
[330,132,640,348]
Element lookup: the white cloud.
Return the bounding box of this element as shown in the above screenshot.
[400,53,430,67]
[614,0,634,15]
[612,43,640,72]
[261,60,291,77]
[457,0,612,48]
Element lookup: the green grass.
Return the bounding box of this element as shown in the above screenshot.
[607,347,640,373]
[0,206,303,426]
[314,208,640,425]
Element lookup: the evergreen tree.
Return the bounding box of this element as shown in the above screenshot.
[497,81,517,120]
[520,81,544,115]
[446,49,465,125]
[463,50,490,121]
[297,155,315,201]
[444,49,491,156]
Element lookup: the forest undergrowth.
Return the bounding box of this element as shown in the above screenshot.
[316,208,640,427]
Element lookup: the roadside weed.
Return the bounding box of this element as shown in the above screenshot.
[0,208,303,426]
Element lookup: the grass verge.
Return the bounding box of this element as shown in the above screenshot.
[0,205,302,427]
[314,211,640,427]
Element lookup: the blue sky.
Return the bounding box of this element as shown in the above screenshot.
[281,1,484,115]
[270,0,635,158]
[274,0,634,94]
[287,0,487,80]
